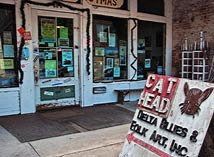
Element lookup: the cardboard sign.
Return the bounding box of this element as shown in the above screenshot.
[86,0,124,8]
[120,74,214,157]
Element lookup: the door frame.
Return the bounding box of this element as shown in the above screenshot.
[31,9,81,107]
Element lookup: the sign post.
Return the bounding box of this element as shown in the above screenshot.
[120,74,214,157]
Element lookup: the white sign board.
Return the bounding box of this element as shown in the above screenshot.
[120,74,214,157]
[86,0,124,8]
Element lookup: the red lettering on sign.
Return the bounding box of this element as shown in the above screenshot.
[138,74,179,118]
[127,133,172,157]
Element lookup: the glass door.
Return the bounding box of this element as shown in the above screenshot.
[32,10,80,106]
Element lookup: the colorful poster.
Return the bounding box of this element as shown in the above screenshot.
[99,32,107,43]
[60,27,68,39]
[109,33,116,47]
[41,18,56,42]
[3,31,12,44]
[45,60,56,78]
[114,67,120,77]
[144,58,151,68]
[0,59,14,69]
[95,47,105,56]
[3,45,14,58]
[62,49,73,67]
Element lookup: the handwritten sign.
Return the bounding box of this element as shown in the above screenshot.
[120,74,214,157]
[86,0,124,8]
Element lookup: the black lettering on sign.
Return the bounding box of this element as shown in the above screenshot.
[160,118,188,138]
[149,130,168,148]
[190,130,199,143]
[137,110,158,126]
[170,139,188,157]
[130,120,148,137]
[112,0,117,6]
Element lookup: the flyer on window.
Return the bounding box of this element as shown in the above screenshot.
[106,58,114,68]
[114,67,120,77]
[0,59,14,69]
[62,49,73,67]
[41,18,56,42]
[109,33,116,47]
[3,31,12,45]
[99,32,107,43]
[145,58,151,68]
[119,46,126,66]
[3,45,14,58]
[60,27,68,39]
[45,60,56,78]
[95,47,105,56]
[58,38,69,47]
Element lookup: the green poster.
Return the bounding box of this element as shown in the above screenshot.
[45,60,56,78]
[60,27,68,39]
[41,18,56,42]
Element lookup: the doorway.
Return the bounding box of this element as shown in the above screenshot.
[32,9,80,107]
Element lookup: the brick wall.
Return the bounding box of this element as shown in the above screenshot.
[172,0,214,77]
[172,1,214,156]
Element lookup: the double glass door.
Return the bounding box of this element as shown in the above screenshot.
[32,10,80,106]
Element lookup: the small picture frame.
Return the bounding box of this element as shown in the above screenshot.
[95,47,105,56]
[119,46,126,66]
[106,58,114,68]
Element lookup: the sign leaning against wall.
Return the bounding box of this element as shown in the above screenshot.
[120,74,214,157]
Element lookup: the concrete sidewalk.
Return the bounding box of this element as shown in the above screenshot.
[0,124,130,157]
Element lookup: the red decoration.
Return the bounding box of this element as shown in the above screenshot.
[23,31,32,41]
[18,27,26,37]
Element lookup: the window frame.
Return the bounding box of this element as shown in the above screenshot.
[92,15,129,83]
[0,3,19,88]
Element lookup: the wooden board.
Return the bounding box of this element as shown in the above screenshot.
[120,74,214,157]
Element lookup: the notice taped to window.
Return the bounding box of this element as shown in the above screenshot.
[120,74,214,157]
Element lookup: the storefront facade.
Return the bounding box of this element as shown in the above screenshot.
[0,0,172,116]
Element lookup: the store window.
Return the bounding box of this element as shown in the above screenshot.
[0,4,18,88]
[120,0,128,10]
[138,0,164,16]
[93,15,128,82]
[38,17,74,78]
[137,20,166,80]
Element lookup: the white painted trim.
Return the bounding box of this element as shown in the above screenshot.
[165,0,173,75]
[0,88,20,92]
[0,0,15,5]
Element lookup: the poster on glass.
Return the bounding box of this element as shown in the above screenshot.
[62,49,73,67]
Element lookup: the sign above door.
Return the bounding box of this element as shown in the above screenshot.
[62,0,79,2]
[86,0,124,8]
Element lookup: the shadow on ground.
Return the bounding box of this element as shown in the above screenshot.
[0,104,134,143]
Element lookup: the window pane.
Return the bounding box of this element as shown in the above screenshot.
[0,4,18,88]
[38,17,74,79]
[138,0,164,16]
[137,21,166,80]
[93,15,128,82]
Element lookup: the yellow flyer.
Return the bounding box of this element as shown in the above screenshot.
[0,59,14,69]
